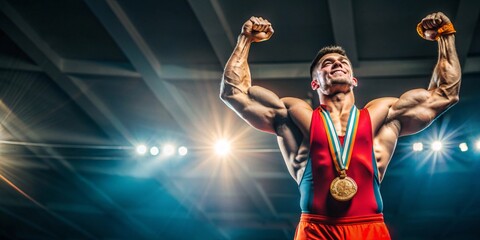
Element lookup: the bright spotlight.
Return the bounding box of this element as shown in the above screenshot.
[413,142,423,152]
[431,141,443,151]
[476,140,480,151]
[136,145,147,155]
[163,144,175,156]
[215,140,231,156]
[178,146,188,156]
[150,146,159,156]
[459,143,468,152]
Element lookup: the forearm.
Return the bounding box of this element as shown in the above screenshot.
[389,13,461,136]
[221,34,253,95]
[428,34,461,102]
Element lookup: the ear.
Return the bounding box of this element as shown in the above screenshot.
[352,77,358,87]
[311,79,320,90]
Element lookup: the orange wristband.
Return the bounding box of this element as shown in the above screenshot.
[416,22,456,40]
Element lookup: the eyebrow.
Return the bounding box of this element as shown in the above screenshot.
[321,56,350,65]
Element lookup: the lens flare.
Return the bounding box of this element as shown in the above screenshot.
[459,142,468,152]
[163,144,175,156]
[431,141,442,151]
[413,142,423,152]
[136,145,147,155]
[178,146,188,156]
[150,146,159,156]
[215,140,231,156]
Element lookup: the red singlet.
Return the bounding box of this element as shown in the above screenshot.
[295,107,390,239]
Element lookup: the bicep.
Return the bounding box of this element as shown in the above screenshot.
[221,84,287,133]
[387,88,452,136]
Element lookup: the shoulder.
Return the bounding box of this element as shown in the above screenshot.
[364,97,398,134]
[279,97,313,136]
[365,97,398,111]
[281,97,314,117]
[281,97,312,107]
[364,97,398,120]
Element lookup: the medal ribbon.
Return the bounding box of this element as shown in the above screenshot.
[319,105,359,172]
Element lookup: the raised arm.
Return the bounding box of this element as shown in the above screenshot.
[220,17,287,134]
[386,12,461,136]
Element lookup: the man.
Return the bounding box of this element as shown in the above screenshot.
[220,12,460,240]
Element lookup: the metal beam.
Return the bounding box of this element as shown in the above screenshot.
[84,0,200,131]
[0,0,131,144]
[464,56,480,73]
[2,55,480,80]
[328,0,358,66]
[62,59,140,78]
[0,56,222,80]
[187,0,234,68]
[63,59,221,80]
[248,57,480,79]
[454,0,480,68]
[0,54,40,72]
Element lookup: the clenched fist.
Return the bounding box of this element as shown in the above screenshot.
[241,16,274,42]
[418,12,453,41]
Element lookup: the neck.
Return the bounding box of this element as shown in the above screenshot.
[319,91,355,114]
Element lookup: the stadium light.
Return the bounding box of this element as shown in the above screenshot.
[459,142,468,152]
[150,146,159,156]
[136,144,147,155]
[178,146,188,156]
[413,142,423,152]
[431,141,443,152]
[215,139,231,156]
[163,144,175,156]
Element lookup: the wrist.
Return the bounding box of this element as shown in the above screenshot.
[436,22,456,39]
[238,33,254,43]
[417,22,456,41]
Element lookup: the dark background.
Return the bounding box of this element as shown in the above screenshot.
[0,0,479,239]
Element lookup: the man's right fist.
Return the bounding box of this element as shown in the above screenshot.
[241,16,274,42]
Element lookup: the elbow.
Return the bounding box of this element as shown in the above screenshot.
[446,87,460,106]
[219,82,235,105]
[219,91,229,102]
[219,84,228,102]
[219,75,228,100]
[219,76,247,103]
[449,95,459,106]
[436,83,460,106]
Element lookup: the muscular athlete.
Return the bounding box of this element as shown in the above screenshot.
[220,12,460,239]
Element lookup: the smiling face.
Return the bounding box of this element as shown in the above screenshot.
[311,53,357,95]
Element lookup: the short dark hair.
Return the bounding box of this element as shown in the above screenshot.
[310,45,347,78]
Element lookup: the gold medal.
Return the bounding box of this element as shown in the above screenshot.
[319,106,360,202]
[330,172,357,201]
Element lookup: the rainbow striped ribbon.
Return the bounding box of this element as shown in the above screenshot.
[319,105,360,172]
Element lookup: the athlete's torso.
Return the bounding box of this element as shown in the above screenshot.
[276,97,401,186]
[297,107,383,217]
